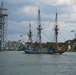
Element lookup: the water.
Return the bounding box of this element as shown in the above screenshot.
[0,51,76,75]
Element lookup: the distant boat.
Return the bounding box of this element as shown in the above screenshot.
[24,9,67,54]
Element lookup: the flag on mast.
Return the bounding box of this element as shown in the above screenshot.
[20,35,22,37]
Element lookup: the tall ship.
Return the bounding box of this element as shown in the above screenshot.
[24,9,68,54]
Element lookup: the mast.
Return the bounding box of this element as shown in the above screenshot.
[54,12,59,49]
[37,9,42,49]
[28,22,32,45]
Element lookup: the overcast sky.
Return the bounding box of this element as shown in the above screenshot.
[0,0,76,42]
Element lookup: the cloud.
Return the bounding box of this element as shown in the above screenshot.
[8,19,75,42]
[21,6,38,16]
[1,0,76,42]
[8,21,29,35]
[8,33,28,42]
[35,0,74,6]
[6,0,28,4]
[6,0,74,5]
[56,0,73,5]
[8,20,29,41]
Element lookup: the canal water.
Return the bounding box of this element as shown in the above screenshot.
[0,51,76,75]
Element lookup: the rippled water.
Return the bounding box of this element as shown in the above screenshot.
[0,51,76,75]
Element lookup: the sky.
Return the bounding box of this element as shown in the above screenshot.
[0,0,76,43]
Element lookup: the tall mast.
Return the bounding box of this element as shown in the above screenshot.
[54,12,59,48]
[37,8,42,49]
[28,22,32,45]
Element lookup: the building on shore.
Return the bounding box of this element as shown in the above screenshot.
[4,40,25,51]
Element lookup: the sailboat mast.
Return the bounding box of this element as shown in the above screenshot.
[37,9,42,49]
[28,22,32,45]
[54,12,59,48]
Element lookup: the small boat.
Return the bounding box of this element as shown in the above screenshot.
[24,9,67,54]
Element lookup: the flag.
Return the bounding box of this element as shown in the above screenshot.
[20,35,22,37]
[71,30,75,32]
